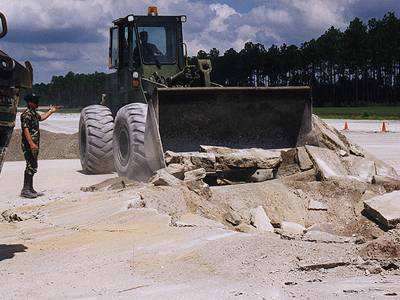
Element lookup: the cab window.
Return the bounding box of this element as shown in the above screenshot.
[136,25,177,64]
[110,27,119,68]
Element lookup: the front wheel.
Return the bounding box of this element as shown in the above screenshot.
[113,103,152,181]
[79,105,114,174]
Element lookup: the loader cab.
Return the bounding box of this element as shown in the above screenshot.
[109,7,186,79]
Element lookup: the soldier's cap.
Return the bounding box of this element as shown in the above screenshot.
[24,93,40,105]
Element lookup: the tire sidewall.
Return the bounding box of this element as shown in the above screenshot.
[79,109,90,171]
[113,109,131,176]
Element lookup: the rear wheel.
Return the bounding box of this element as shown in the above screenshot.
[113,103,149,180]
[79,105,114,174]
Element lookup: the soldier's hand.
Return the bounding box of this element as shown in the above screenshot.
[30,143,39,151]
[49,105,62,113]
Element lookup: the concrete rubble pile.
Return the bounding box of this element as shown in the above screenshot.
[77,115,400,269]
[140,115,400,240]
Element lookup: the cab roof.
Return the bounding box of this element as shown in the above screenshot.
[112,15,186,26]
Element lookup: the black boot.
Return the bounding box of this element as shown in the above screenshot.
[20,172,37,198]
[30,175,43,197]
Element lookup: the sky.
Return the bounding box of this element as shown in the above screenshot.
[1,0,400,83]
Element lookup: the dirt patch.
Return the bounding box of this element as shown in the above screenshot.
[360,229,400,260]
[5,129,79,161]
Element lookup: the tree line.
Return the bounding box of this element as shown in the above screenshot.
[34,12,400,107]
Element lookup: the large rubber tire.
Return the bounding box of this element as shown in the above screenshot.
[113,103,148,180]
[79,105,114,174]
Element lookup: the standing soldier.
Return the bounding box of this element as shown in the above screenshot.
[20,94,60,198]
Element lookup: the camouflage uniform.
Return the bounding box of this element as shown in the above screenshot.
[21,107,40,175]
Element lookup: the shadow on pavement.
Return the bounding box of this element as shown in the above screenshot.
[0,244,27,261]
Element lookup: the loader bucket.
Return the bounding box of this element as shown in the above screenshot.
[155,86,312,152]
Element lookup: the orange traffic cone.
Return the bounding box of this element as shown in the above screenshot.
[381,121,388,133]
[343,121,349,131]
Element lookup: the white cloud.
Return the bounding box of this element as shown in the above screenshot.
[209,3,238,32]
[287,0,350,30]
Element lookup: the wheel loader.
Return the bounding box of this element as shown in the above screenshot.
[79,6,312,181]
[0,12,33,174]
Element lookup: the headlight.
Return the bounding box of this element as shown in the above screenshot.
[132,71,139,79]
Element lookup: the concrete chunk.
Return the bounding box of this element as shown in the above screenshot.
[199,145,235,155]
[166,163,186,180]
[249,169,274,182]
[312,115,349,152]
[149,169,182,186]
[297,147,313,171]
[250,206,274,232]
[375,159,399,180]
[308,200,328,211]
[364,191,400,229]
[184,168,206,182]
[216,148,281,170]
[165,151,216,172]
[281,221,306,235]
[305,145,348,180]
[185,180,212,199]
[343,155,375,183]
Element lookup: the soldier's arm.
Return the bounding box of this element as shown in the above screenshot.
[40,105,61,121]
[23,128,38,150]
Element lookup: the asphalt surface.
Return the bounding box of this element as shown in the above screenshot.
[325,119,400,132]
[324,120,400,174]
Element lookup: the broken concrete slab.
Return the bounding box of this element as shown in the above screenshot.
[81,177,139,192]
[312,115,349,152]
[166,163,186,180]
[235,223,257,233]
[280,221,305,235]
[277,148,301,177]
[374,159,399,180]
[372,176,400,193]
[297,147,313,171]
[306,145,348,180]
[215,148,281,170]
[343,156,375,183]
[165,151,216,172]
[250,206,274,232]
[149,169,182,186]
[364,191,400,229]
[224,209,242,226]
[281,169,316,182]
[249,169,274,182]
[199,145,236,155]
[185,180,212,199]
[349,143,366,157]
[184,168,206,182]
[308,200,328,211]
[211,180,308,226]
